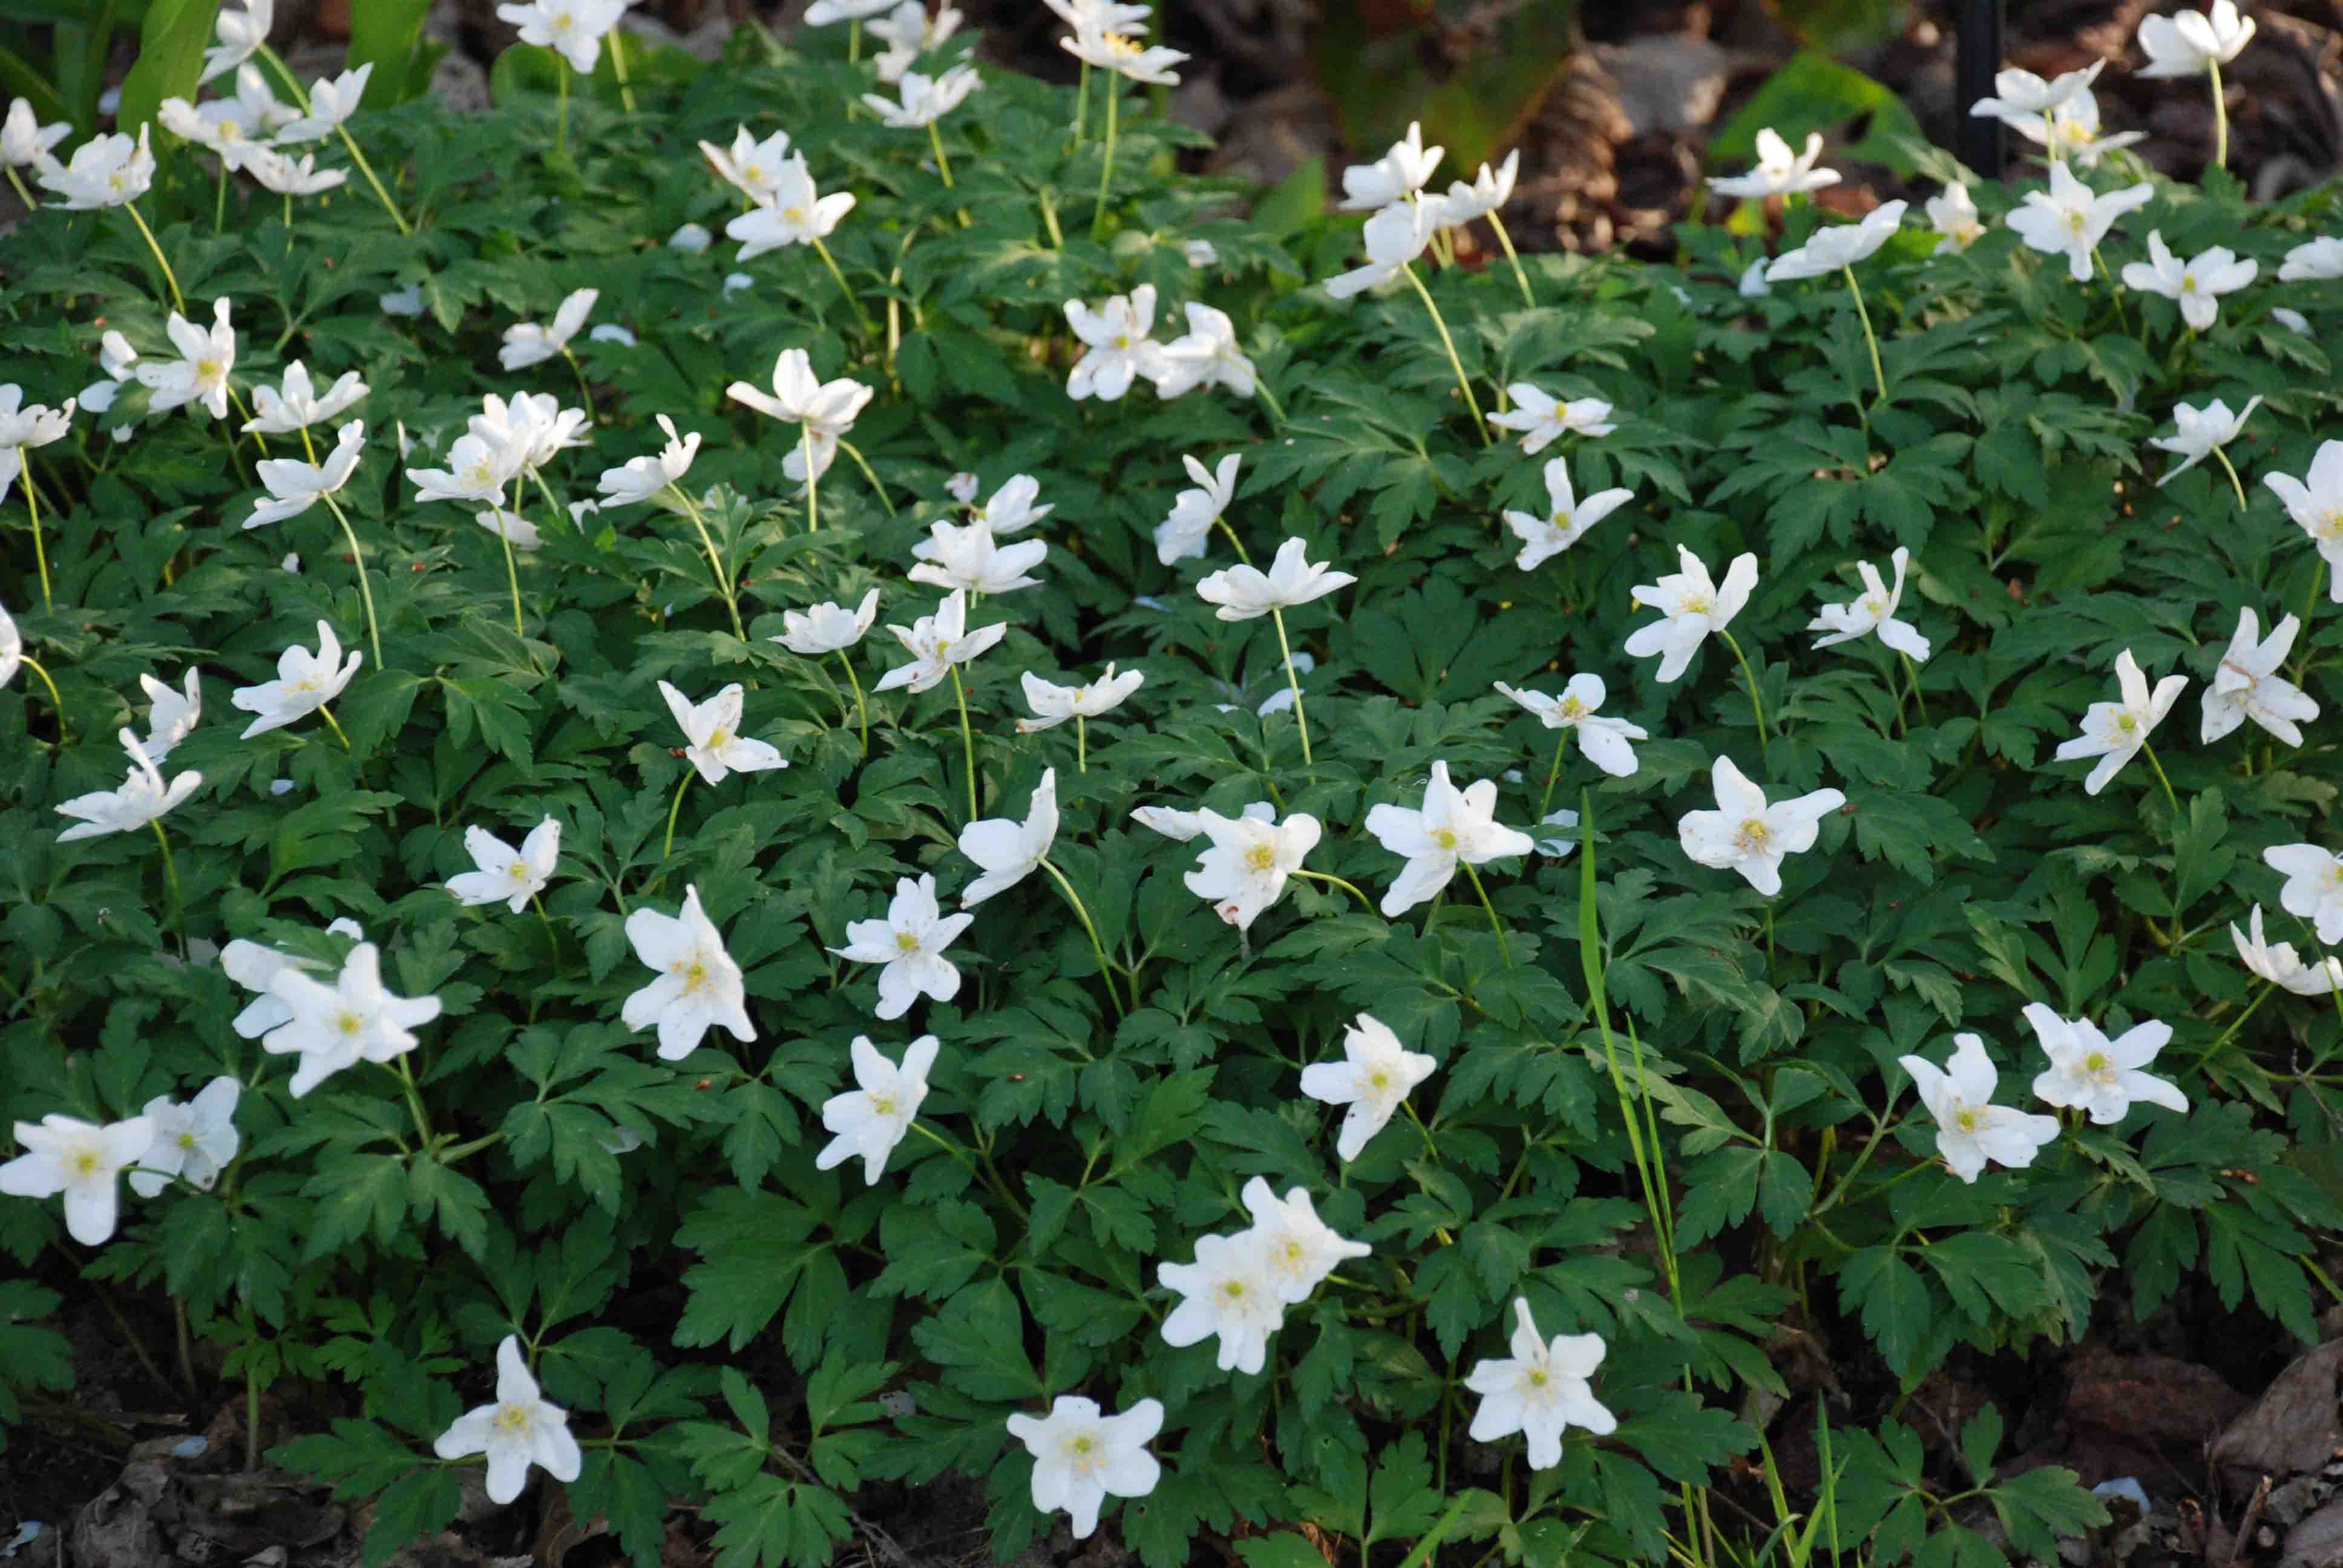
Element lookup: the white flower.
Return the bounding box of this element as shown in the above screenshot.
[1060,24,1185,84]
[220,920,363,1038]
[723,272,755,299]
[2202,607,2316,746]
[2136,0,2254,77]
[860,65,982,128]
[433,1337,583,1505]
[805,0,899,23]
[1003,1396,1162,1542]
[499,287,598,371]
[470,390,589,473]
[77,330,139,427]
[1322,197,1437,300]
[1766,200,1907,282]
[0,387,75,505]
[1196,536,1355,621]
[1492,676,1645,777]
[158,71,290,172]
[874,589,1005,694]
[1464,1298,1617,1469]
[1707,128,1840,199]
[1738,256,1772,296]
[1364,762,1533,916]
[2122,231,2256,331]
[975,473,1052,535]
[958,768,1058,907]
[1298,1013,1438,1163]
[246,362,367,434]
[1182,238,1218,268]
[2022,1004,2188,1125]
[727,155,857,260]
[2007,90,2148,168]
[726,350,871,483]
[2279,237,2343,282]
[1502,457,1632,570]
[1,97,68,169]
[669,221,713,253]
[660,681,787,785]
[1487,385,1616,454]
[128,1079,240,1198]
[1064,284,1170,402]
[1676,756,1845,898]
[596,414,700,506]
[1183,808,1322,931]
[473,508,543,551]
[2151,396,2260,486]
[816,1035,940,1181]
[1134,800,1270,843]
[2231,904,2343,996]
[1435,149,1519,227]
[1155,452,1241,564]
[1238,1178,1369,1302]
[1807,547,1932,661]
[828,876,972,1020]
[1158,1230,1286,1379]
[201,0,274,83]
[1339,122,1443,211]
[775,588,880,656]
[2053,648,2187,795]
[944,471,980,505]
[54,730,203,843]
[588,324,632,348]
[494,0,625,74]
[1899,1033,2060,1183]
[447,818,562,913]
[698,126,792,206]
[37,125,155,209]
[0,1115,157,1245]
[2266,442,2343,593]
[1018,665,1144,733]
[275,64,373,144]
[1622,546,1758,684]
[1968,60,2105,122]
[1533,807,1582,858]
[2004,161,2153,283]
[621,885,756,1060]
[2272,307,2313,336]
[244,419,364,529]
[137,670,203,765]
[262,944,442,1097]
[137,299,237,420]
[0,599,18,690]
[871,1,964,82]
[2264,843,2343,944]
[1152,303,1257,399]
[907,520,1048,596]
[1926,183,1986,253]
[230,621,361,737]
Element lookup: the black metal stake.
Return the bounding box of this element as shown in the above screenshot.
[1954,0,2007,177]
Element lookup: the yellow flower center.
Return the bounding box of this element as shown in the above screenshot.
[1735,818,1773,853]
[178,1131,198,1150]
[2082,1050,2113,1079]
[2318,510,2343,541]
[73,1151,102,1177]
[870,1092,898,1117]
[1221,1279,1246,1299]
[1559,696,1586,719]
[494,1403,532,1432]
[336,1010,364,1035]
[1528,1369,1548,1387]
[1434,828,1458,851]
[896,930,920,951]
[2066,210,2088,234]
[1955,1107,1981,1132]
[707,727,729,749]
[1244,843,1277,872]
[783,206,805,224]
[1681,593,1713,616]
[679,959,708,994]
[1100,32,1143,59]
[2115,713,2138,734]
[196,358,222,382]
[1368,1068,1391,1091]
[2181,273,2197,291]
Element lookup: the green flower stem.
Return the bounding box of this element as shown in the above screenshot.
[21,449,49,609]
[1489,212,1535,308]
[1843,265,1887,405]
[151,819,186,955]
[661,768,693,860]
[1292,867,1372,909]
[811,236,876,335]
[2194,979,2273,1065]
[318,491,384,668]
[1715,628,1774,780]
[1071,61,1090,148]
[839,438,897,515]
[19,655,67,743]
[4,165,36,212]
[610,28,639,113]
[835,651,870,754]
[2091,247,2131,334]
[2141,739,2182,817]
[926,120,956,188]
[317,703,352,751]
[1538,726,1572,822]
[226,387,267,457]
[1253,377,1288,428]
[1401,1098,1440,1161]
[391,1054,434,1148]
[214,164,227,235]
[802,427,820,531]
[912,1121,1028,1218]
[257,44,409,234]
[1461,860,1512,965]
[122,200,185,313]
[2209,58,2227,172]
[556,57,571,156]
[487,503,528,639]
[1270,605,1312,766]
[847,18,861,62]
[1900,652,1930,725]
[2212,445,2249,510]
[562,346,594,411]
[1091,86,1119,241]
[1399,263,1491,446]
[949,665,979,822]
[1076,713,1087,773]
[1038,855,1129,1018]
[666,483,746,641]
[1216,520,1251,565]
[531,892,560,960]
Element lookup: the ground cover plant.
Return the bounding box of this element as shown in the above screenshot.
[5,3,2343,1565]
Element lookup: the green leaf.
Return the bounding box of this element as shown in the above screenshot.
[117,0,220,145]
[347,0,431,109]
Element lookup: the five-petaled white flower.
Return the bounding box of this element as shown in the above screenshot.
[221,919,364,1039]
[1018,664,1145,733]
[500,287,598,372]
[2136,0,2254,76]
[137,299,238,420]
[158,71,292,172]
[1707,128,1840,200]
[2231,905,2343,996]
[1064,285,1170,402]
[54,729,204,843]
[1155,452,1242,565]
[596,414,700,506]
[1493,676,1647,778]
[1926,182,1986,253]
[816,1034,941,1182]
[0,97,67,169]
[2264,843,2343,944]
[871,0,965,83]
[137,669,203,766]
[0,1114,157,1245]
[2279,237,2343,282]
[1060,24,1186,84]
[698,127,793,206]
[2152,395,2261,486]
[1464,1297,1617,1469]
[874,589,1006,694]
[725,348,871,485]
[2007,90,2146,169]
[1323,197,1438,300]
[621,885,756,1060]
[775,588,880,656]
[1676,756,1844,897]
[2264,440,2343,596]
[1968,60,2105,123]
[1899,1033,2060,1183]
[860,65,983,128]
[263,943,442,1097]
[660,681,787,785]
[1153,303,1257,399]
[1807,546,1932,661]
[2022,1004,2188,1125]
[1340,120,1443,210]
[1184,806,1322,932]
[408,430,524,508]
[1239,1178,1370,1302]
[274,64,373,144]
[496,0,624,73]
[1436,150,1520,227]
[434,1336,584,1504]
[829,877,972,1020]
[1766,200,1907,282]
[201,0,273,82]
[245,420,364,529]
[909,519,1049,596]
[2201,607,2316,746]
[2052,649,2187,795]
[1623,545,1758,684]
[1365,761,1535,916]
[246,362,367,434]
[958,768,1059,907]
[129,1078,241,1198]
[231,621,362,738]
[2004,160,2152,283]
[0,387,73,509]
[1196,537,1356,620]
[1299,1013,1438,1163]
[447,818,563,913]
[37,125,156,209]
[1502,457,1632,570]
[1158,1229,1285,1374]
[1003,1396,1162,1542]
[974,473,1052,535]
[1488,385,1616,454]
[727,154,858,261]
[2122,231,2256,331]
[246,147,347,196]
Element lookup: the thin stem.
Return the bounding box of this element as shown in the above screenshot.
[1843,266,1887,405]
[1253,377,1288,427]
[926,120,955,188]
[214,164,227,235]
[1461,861,1512,965]
[151,820,186,955]
[1292,867,1372,909]
[123,201,185,313]
[2195,979,2273,1065]
[531,892,560,959]
[661,769,694,860]
[4,165,37,211]
[802,426,820,531]
[2209,57,2227,172]
[1899,652,1930,725]
[21,449,49,609]
[667,484,746,640]
[839,439,897,515]
[317,704,352,750]
[1488,212,1535,308]
[609,26,638,114]
[1092,85,1117,240]
[1538,726,1571,822]
[1038,855,1128,1018]
[848,17,861,62]
[20,656,68,743]
[390,1056,434,1147]
[562,347,594,412]
[811,237,877,335]
[1402,1099,1440,1161]
[1270,606,1312,766]
[1071,61,1089,148]
[318,492,384,667]
[2141,740,2182,817]
[1215,519,1252,565]
[1076,713,1087,773]
[258,44,408,234]
[1399,263,1490,445]
[1715,629,1774,781]
[835,651,870,754]
[949,665,979,822]
[2092,247,2132,333]
[2213,445,2249,510]
[487,503,527,639]
[556,57,571,157]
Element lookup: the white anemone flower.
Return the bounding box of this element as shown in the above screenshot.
[128,1078,241,1198]
[1502,457,1632,570]
[0,1114,157,1245]
[1807,547,1932,661]
[1183,807,1322,932]
[1340,121,1443,210]
[1064,285,1170,402]
[1363,762,1535,916]
[2021,1004,2187,1125]
[660,681,787,785]
[828,877,972,1021]
[1622,546,1758,684]
[1017,664,1145,733]
[446,818,562,913]
[957,768,1058,907]
[499,287,598,372]
[2122,231,2256,330]
[620,885,756,1060]
[1487,385,1616,454]
[816,1035,942,1182]
[1464,1297,1617,1469]
[433,1337,583,1504]
[1492,676,1646,778]
[2201,607,2316,746]
[1155,452,1242,565]
[1157,1230,1285,1373]
[1706,128,1840,199]
[1298,1013,1438,1163]
[775,589,880,656]
[230,622,362,737]
[1899,1033,2060,1183]
[1676,756,1844,897]
[1003,1396,1162,1543]
[2231,905,2343,996]
[2151,396,2260,486]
